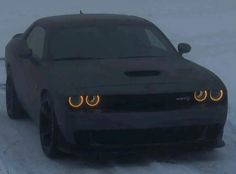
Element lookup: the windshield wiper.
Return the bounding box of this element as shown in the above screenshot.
[53,57,104,61]
[118,55,160,59]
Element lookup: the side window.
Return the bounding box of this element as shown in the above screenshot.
[26,26,46,60]
[145,29,167,51]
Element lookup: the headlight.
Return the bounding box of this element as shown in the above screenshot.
[85,95,100,107]
[68,96,84,108]
[194,90,208,102]
[210,89,224,102]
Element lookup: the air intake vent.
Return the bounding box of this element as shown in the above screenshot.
[124,70,160,77]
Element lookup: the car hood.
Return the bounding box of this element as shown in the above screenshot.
[44,57,225,95]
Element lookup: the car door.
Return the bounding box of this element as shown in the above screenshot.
[17,26,46,120]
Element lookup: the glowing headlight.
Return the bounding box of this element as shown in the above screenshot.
[194,90,208,102]
[68,96,83,108]
[85,95,100,107]
[210,90,224,102]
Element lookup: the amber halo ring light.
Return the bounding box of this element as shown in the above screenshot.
[85,95,100,107]
[194,90,208,102]
[210,90,224,102]
[68,96,84,108]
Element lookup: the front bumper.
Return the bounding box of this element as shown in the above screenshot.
[54,99,227,150]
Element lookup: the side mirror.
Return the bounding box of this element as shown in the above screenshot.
[178,43,191,56]
[19,48,32,58]
[12,33,23,39]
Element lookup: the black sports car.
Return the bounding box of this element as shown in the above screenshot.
[5,14,227,158]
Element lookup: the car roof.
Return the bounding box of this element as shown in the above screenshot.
[33,14,153,30]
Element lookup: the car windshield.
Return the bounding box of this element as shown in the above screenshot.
[49,25,177,60]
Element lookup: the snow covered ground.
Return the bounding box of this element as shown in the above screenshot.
[0,0,236,173]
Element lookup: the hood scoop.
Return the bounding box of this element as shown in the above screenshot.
[124,70,161,77]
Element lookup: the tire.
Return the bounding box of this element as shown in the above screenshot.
[39,94,63,158]
[6,74,26,119]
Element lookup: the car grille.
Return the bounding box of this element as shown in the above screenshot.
[97,93,195,113]
[74,124,221,146]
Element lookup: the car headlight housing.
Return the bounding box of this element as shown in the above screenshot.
[194,90,208,102]
[210,89,224,102]
[68,96,83,108]
[85,95,100,107]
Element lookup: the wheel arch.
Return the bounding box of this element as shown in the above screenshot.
[39,89,50,117]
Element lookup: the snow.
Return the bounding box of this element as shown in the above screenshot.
[0,0,236,173]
